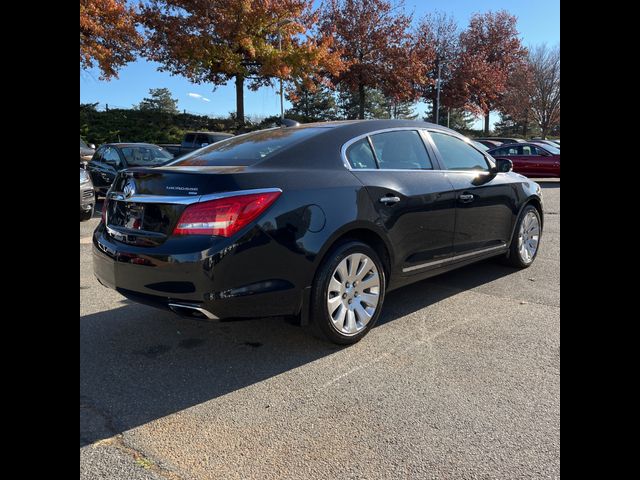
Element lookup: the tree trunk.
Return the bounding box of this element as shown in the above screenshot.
[484,112,490,134]
[358,84,366,119]
[522,121,528,138]
[235,75,245,128]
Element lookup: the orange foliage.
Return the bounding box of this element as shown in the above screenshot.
[80,0,142,79]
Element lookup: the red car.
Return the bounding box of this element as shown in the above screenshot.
[487,142,560,178]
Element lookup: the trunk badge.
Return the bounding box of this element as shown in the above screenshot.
[123,178,136,198]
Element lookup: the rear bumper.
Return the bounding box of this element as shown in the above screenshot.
[92,223,305,320]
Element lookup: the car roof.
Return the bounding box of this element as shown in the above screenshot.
[102,143,164,148]
[293,118,460,134]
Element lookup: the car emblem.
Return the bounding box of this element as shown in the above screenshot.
[123,178,136,198]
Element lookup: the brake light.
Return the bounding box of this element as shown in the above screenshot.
[173,191,281,237]
[101,197,109,224]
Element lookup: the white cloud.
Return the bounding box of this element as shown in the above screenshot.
[188,92,210,102]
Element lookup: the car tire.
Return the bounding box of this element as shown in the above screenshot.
[309,241,386,344]
[503,205,542,268]
[80,206,94,222]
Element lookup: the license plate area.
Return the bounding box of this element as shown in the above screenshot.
[106,200,185,244]
[123,204,144,230]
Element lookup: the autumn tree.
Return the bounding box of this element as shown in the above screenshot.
[80,0,142,79]
[445,11,527,134]
[137,88,179,113]
[416,12,459,123]
[140,0,343,128]
[497,62,535,136]
[319,0,432,119]
[528,44,560,138]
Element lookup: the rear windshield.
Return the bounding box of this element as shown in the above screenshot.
[541,144,560,154]
[171,127,325,166]
[121,145,174,166]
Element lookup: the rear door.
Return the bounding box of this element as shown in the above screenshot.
[426,131,516,256]
[345,128,457,274]
[532,145,560,176]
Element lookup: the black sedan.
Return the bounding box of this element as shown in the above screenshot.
[87,143,174,197]
[93,120,543,344]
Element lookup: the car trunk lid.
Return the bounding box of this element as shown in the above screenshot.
[104,166,251,246]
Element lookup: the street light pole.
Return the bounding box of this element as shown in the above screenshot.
[435,62,442,125]
[278,33,284,120]
[275,19,294,121]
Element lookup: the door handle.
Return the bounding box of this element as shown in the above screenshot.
[379,196,401,204]
[458,193,474,203]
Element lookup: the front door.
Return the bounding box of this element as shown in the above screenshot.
[426,131,517,256]
[344,129,457,275]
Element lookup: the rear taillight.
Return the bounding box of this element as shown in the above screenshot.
[173,191,281,237]
[101,198,109,224]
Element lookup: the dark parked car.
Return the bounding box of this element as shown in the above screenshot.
[487,142,560,178]
[87,143,174,197]
[93,120,543,344]
[80,136,95,168]
[159,131,235,158]
[80,168,95,221]
[471,140,491,152]
[476,137,525,145]
[531,139,560,149]
[474,139,503,149]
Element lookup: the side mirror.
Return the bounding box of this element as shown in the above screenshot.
[200,143,209,147]
[493,158,513,173]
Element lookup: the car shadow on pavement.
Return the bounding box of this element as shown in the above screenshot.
[535,180,560,189]
[80,258,515,447]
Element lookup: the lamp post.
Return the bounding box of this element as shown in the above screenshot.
[435,62,442,125]
[276,19,294,120]
[436,59,447,125]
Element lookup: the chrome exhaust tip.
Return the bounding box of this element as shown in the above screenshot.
[168,303,218,320]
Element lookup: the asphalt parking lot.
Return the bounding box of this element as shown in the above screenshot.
[80,179,559,479]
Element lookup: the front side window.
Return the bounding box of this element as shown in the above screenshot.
[346,138,377,169]
[429,132,490,171]
[102,147,122,167]
[369,130,433,170]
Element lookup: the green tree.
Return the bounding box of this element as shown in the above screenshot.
[285,85,339,122]
[337,87,388,119]
[136,88,179,113]
[424,106,475,132]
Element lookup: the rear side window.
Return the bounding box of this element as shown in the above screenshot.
[430,132,489,171]
[195,134,210,146]
[346,138,377,169]
[369,130,433,170]
[172,128,325,166]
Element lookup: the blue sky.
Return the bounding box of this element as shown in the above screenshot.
[80,0,559,128]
